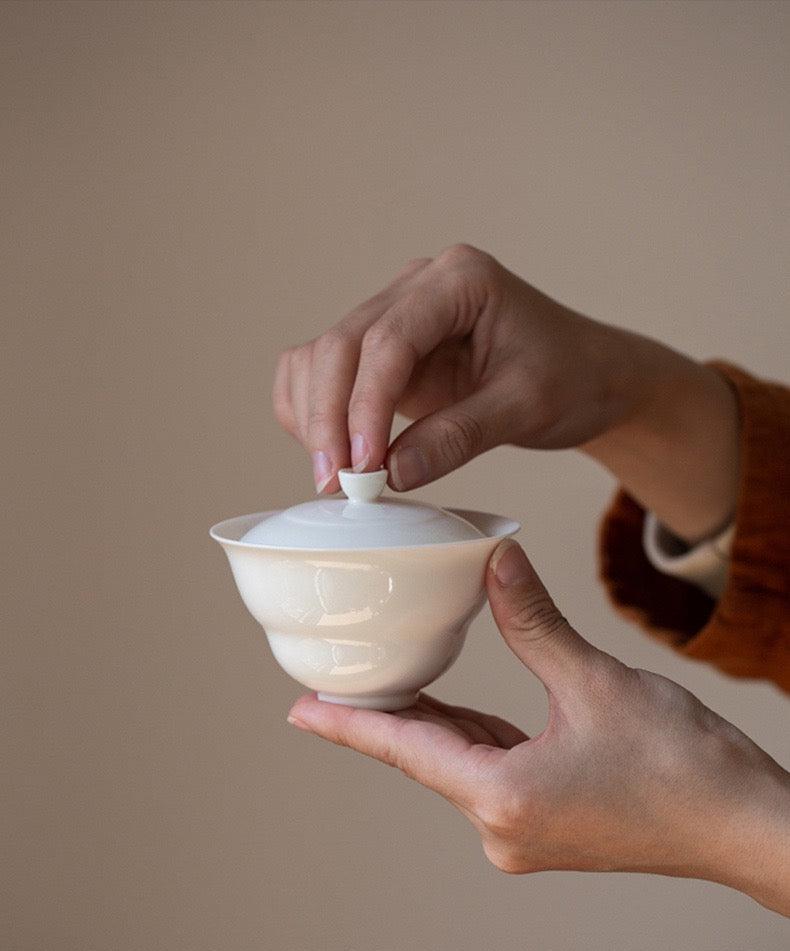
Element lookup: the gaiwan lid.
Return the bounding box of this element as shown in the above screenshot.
[241,468,484,550]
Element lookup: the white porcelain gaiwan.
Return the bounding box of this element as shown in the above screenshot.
[210,469,519,711]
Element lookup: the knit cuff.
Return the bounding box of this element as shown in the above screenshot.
[598,361,790,692]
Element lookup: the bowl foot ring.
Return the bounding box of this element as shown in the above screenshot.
[316,691,419,712]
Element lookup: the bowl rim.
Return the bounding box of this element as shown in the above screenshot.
[209,508,520,554]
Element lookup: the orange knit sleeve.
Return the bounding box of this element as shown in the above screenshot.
[598,362,790,693]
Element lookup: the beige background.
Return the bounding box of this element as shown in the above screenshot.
[3,1,789,949]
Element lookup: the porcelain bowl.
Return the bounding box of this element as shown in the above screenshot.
[210,509,519,710]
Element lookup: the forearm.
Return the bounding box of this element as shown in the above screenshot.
[582,330,741,544]
[714,762,790,915]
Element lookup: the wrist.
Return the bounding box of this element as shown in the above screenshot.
[711,764,790,915]
[581,332,741,543]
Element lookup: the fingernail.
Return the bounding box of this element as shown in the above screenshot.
[390,446,429,490]
[491,540,531,587]
[312,450,333,494]
[350,433,370,472]
[287,714,311,731]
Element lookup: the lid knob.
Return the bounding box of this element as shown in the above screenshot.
[338,468,388,503]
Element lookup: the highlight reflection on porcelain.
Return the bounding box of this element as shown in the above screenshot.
[210,470,519,711]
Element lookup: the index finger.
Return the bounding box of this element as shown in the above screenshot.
[299,256,434,492]
[346,276,473,473]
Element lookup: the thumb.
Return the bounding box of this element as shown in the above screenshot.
[487,540,596,688]
[387,385,511,491]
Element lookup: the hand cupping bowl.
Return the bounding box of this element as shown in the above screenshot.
[209,469,519,711]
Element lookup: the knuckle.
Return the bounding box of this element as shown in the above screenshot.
[361,319,395,350]
[361,319,419,366]
[274,410,294,434]
[436,411,485,464]
[482,840,525,875]
[317,325,355,355]
[274,349,290,376]
[397,256,432,278]
[509,595,567,642]
[474,784,528,839]
[392,749,419,781]
[360,322,388,351]
[379,718,416,777]
[348,390,380,422]
[588,654,634,702]
[438,243,481,267]
[352,278,403,317]
[344,300,377,324]
[272,368,293,425]
[408,255,432,270]
[437,243,496,276]
[273,396,293,430]
[475,774,542,875]
[306,407,338,441]
[289,343,311,371]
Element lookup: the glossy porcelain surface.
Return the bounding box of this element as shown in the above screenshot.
[241,469,485,550]
[210,472,519,710]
